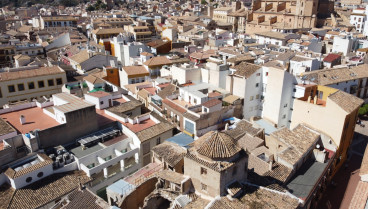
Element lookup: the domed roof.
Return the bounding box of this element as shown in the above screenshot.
[196,131,241,159]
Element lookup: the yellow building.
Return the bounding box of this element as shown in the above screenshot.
[0,66,67,106]
[124,25,152,43]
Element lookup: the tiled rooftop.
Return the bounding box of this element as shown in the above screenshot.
[124,119,156,133]
[0,107,60,134]
[0,141,4,151]
[0,117,16,136]
[124,162,162,186]
[195,131,241,159]
[172,99,193,108]
[143,87,157,95]
[209,184,300,209]
[361,146,368,176]
[0,170,90,209]
[349,180,368,209]
[157,170,186,185]
[152,141,186,167]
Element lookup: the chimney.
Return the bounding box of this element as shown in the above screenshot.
[269,160,273,170]
[20,115,26,125]
[225,123,229,131]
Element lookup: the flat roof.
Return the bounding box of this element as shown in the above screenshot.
[69,144,104,158]
[124,162,162,186]
[102,134,128,147]
[166,133,194,148]
[254,119,277,135]
[287,159,328,199]
[0,107,60,134]
[107,179,135,195]
[124,119,156,133]
[53,93,95,113]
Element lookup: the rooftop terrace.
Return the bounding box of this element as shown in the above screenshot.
[287,159,329,200]
[0,107,60,134]
[70,144,104,158]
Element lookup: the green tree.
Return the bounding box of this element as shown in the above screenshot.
[359,104,368,116]
[100,3,107,9]
[87,5,95,11]
[60,0,79,7]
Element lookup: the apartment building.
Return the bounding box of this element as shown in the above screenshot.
[213,7,233,23]
[92,17,134,29]
[124,25,152,43]
[40,16,78,29]
[301,64,368,101]
[291,85,363,175]
[226,62,263,120]
[120,65,150,86]
[67,127,140,193]
[0,66,67,107]
[0,45,15,68]
[110,37,149,66]
[350,8,366,33]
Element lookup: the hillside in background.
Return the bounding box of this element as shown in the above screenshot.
[0,0,82,8]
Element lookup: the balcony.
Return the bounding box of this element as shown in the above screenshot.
[90,159,139,187]
[79,139,139,178]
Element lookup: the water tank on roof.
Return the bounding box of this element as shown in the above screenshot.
[56,155,65,167]
[23,163,32,169]
[63,153,72,164]
[56,149,64,155]
[31,159,40,165]
[49,154,56,161]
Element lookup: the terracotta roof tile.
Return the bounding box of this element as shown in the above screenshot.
[301,64,368,86]
[162,99,187,114]
[0,117,16,136]
[231,62,261,78]
[157,170,186,184]
[195,131,241,159]
[323,53,341,62]
[143,56,172,66]
[69,50,89,64]
[152,141,186,167]
[328,90,364,113]
[87,91,111,98]
[0,66,65,82]
[5,154,53,179]
[63,188,109,209]
[157,84,177,99]
[122,65,149,76]
[135,122,174,142]
[4,170,91,209]
[202,99,222,108]
[360,145,368,176]
[349,180,368,209]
